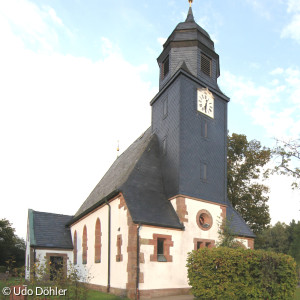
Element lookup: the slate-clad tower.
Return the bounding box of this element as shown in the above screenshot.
[151,6,230,205]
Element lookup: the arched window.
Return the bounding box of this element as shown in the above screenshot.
[95,218,101,263]
[82,226,87,264]
[73,231,77,265]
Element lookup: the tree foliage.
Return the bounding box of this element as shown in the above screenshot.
[0,219,25,268]
[273,139,300,189]
[217,217,245,249]
[227,133,271,233]
[256,220,300,270]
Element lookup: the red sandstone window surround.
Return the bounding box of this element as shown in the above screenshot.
[116,234,123,262]
[73,230,77,265]
[82,225,88,264]
[95,218,101,263]
[196,209,213,231]
[150,234,173,262]
[193,238,215,250]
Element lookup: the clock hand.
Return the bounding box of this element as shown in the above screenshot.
[204,99,208,112]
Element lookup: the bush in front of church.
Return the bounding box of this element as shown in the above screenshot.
[186,247,298,299]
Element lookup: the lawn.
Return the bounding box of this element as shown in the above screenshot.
[0,278,129,300]
[0,278,299,299]
[88,290,129,300]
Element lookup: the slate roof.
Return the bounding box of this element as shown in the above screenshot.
[29,209,73,249]
[73,128,183,229]
[162,6,215,52]
[226,205,256,238]
[71,126,254,238]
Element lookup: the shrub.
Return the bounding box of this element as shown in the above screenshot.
[186,247,298,300]
[0,266,6,273]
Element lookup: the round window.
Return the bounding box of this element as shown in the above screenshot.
[196,210,213,231]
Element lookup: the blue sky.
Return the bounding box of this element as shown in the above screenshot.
[0,0,299,238]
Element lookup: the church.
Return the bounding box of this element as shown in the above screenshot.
[25,2,255,299]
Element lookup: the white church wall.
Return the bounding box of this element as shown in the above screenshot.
[139,226,186,290]
[71,204,109,286]
[139,196,224,290]
[70,196,128,290]
[110,198,128,289]
[183,198,223,241]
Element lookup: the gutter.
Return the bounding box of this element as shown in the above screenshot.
[136,224,141,300]
[104,199,111,293]
[66,190,119,226]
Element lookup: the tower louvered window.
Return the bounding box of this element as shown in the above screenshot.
[201,54,212,77]
[161,55,169,79]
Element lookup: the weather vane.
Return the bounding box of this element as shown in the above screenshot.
[189,0,193,7]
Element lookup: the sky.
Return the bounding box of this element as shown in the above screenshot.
[0,0,299,239]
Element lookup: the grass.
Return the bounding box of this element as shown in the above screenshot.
[88,289,129,300]
[0,278,129,300]
[1,278,298,300]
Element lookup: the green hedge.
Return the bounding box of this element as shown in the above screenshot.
[186,247,298,299]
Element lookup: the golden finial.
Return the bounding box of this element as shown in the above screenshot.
[117,140,120,158]
[189,0,193,7]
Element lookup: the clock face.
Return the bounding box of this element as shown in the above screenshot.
[197,88,214,118]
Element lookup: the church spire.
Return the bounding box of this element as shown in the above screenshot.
[186,0,195,22]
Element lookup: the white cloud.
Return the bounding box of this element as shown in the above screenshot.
[0,0,70,52]
[220,68,300,139]
[287,0,300,13]
[46,7,63,26]
[267,173,300,225]
[0,1,157,239]
[281,0,300,43]
[281,14,300,43]
[157,37,167,47]
[246,0,271,19]
[270,67,284,75]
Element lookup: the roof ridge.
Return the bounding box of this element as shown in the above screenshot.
[31,209,73,218]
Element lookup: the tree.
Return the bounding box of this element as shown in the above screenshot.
[217,217,245,248]
[0,219,25,268]
[255,220,300,276]
[287,220,300,267]
[273,139,300,189]
[227,133,271,234]
[255,222,289,254]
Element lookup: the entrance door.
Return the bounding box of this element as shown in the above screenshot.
[50,256,63,281]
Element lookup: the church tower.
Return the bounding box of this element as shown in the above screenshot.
[151,3,230,205]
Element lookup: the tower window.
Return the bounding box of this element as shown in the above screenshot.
[201,119,208,138]
[201,54,212,77]
[161,55,170,79]
[163,96,168,118]
[200,161,207,181]
[162,137,167,155]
